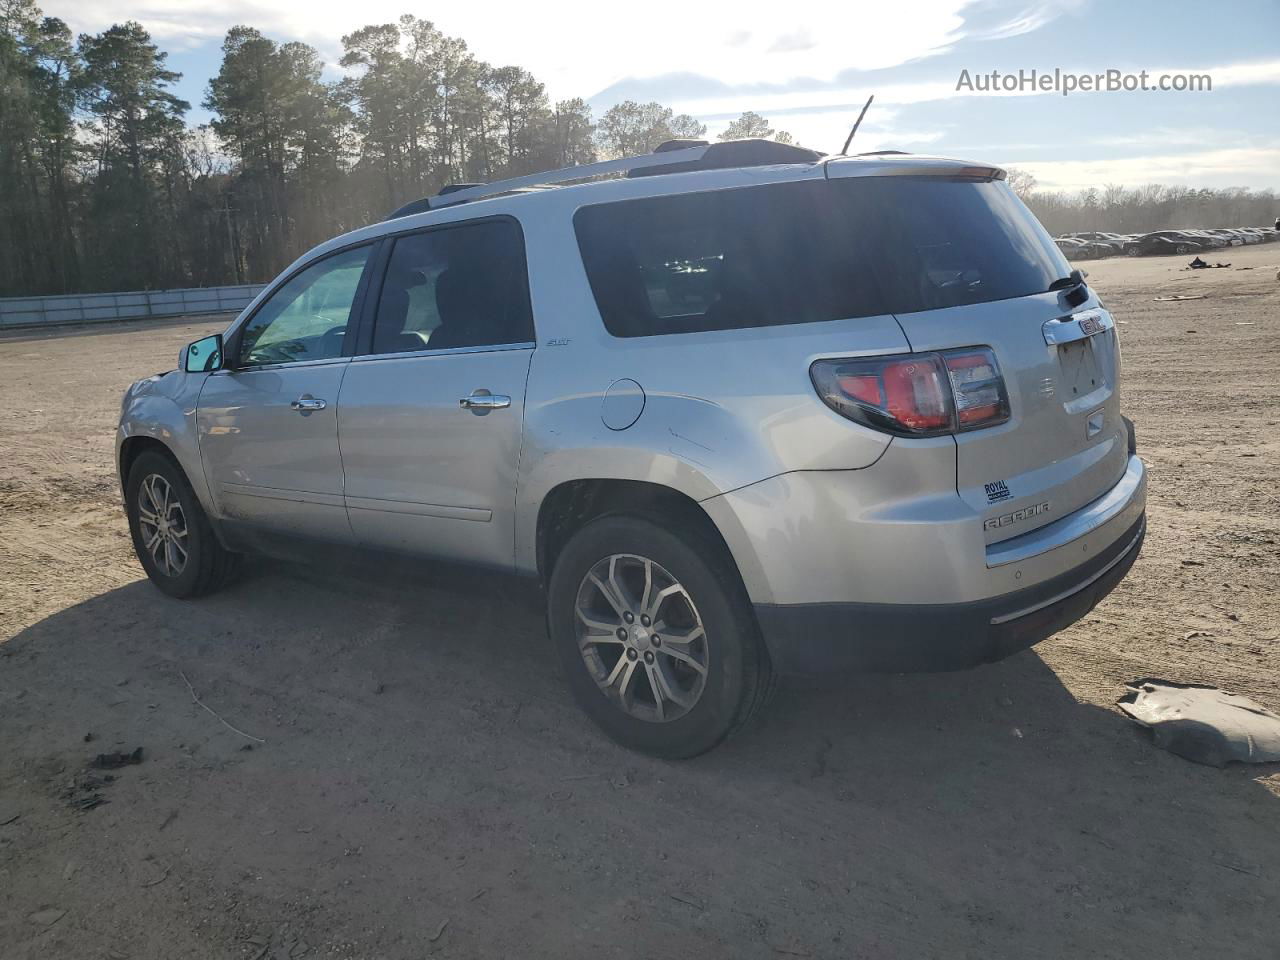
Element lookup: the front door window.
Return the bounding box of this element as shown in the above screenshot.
[237,246,372,367]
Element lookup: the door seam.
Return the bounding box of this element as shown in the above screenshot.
[333,359,356,537]
[508,352,537,575]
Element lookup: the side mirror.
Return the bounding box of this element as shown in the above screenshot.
[184,334,224,373]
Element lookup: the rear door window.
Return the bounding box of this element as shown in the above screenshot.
[573,178,1070,337]
[369,217,534,355]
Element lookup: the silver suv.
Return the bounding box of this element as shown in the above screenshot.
[117,139,1146,757]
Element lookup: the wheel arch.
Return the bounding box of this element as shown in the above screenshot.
[534,479,746,596]
[118,434,178,493]
[118,431,230,550]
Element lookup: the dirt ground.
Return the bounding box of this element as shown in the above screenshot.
[2,244,1278,959]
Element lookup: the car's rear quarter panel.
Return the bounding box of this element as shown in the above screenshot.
[512,166,1145,616]
[511,186,917,576]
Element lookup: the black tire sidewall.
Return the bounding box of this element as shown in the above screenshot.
[547,515,758,759]
[125,451,209,598]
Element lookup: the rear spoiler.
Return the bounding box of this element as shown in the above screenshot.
[825,155,1006,181]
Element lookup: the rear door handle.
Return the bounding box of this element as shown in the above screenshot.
[290,395,327,412]
[459,390,511,414]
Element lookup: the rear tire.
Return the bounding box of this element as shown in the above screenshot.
[125,450,240,599]
[547,515,771,758]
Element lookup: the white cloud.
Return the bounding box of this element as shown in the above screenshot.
[1006,146,1280,191]
[637,58,1280,134]
[1205,59,1280,87]
[1092,127,1257,149]
[698,107,944,155]
[958,0,1092,40]
[667,80,958,118]
[61,0,983,99]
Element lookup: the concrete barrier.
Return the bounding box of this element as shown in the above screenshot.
[0,284,266,330]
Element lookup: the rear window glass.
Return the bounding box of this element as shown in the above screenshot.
[573,178,1070,337]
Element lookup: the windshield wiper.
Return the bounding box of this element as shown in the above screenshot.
[1047,269,1086,292]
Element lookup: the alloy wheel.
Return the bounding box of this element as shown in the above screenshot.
[136,473,189,577]
[574,553,709,723]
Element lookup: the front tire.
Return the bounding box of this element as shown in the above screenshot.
[547,515,771,758]
[125,450,239,598]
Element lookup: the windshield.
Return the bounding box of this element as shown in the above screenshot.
[574,176,1071,337]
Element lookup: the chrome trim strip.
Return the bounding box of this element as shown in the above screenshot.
[986,455,1145,568]
[345,495,491,522]
[990,520,1144,625]
[210,356,350,375]
[350,341,534,363]
[1062,383,1111,416]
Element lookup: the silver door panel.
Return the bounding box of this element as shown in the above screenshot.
[337,347,533,567]
[197,362,353,542]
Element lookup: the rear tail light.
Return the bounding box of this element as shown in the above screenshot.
[811,347,1010,437]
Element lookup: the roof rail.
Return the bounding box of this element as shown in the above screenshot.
[385,145,710,219]
[382,139,825,220]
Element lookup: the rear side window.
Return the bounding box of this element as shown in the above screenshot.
[574,182,883,338]
[371,217,533,355]
[573,178,1070,337]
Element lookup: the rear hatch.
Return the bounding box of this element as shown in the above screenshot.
[824,163,1129,545]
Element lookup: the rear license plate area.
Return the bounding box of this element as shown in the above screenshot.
[1056,338,1105,399]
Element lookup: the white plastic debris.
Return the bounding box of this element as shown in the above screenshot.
[1118,679,1280,767]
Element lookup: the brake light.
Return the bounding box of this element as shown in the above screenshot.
[837,373,882,407]
[811,347,1010,437]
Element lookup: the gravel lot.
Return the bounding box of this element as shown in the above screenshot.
[2,245,1279,959]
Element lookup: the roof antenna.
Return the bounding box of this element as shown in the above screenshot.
[840,95,875,155]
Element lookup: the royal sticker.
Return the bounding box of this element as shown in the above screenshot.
[984,480,1012,503]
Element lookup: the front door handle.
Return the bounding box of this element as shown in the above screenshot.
[290,395,327,412]
[459,390,511,415]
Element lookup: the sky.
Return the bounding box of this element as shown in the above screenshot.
[57,0,1280,192]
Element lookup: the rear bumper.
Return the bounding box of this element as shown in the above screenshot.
[754,512,1145,675]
